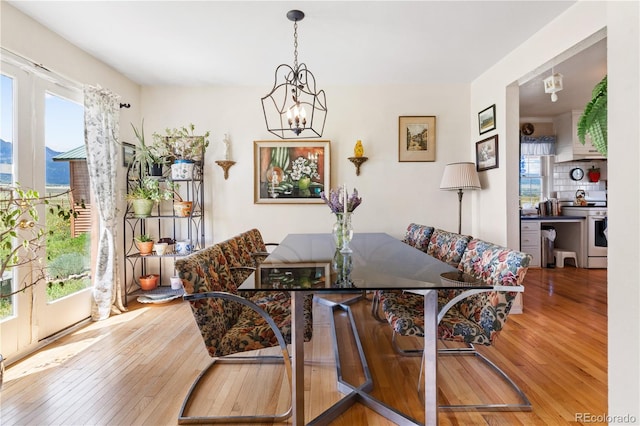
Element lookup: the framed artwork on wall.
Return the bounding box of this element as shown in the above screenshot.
[475,135,499,171]
[254,140,331,204]
[122,142,135,168]
[478,104,496,135]
[398,116,436,162]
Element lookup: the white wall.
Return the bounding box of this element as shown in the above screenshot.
[1,3,141,129]
[140,83,471,244]
[470,1,608,248]
[471,1,640,421]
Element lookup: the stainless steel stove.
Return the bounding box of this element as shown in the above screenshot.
[562,191,607,268]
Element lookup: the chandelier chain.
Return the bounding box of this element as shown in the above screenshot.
[293,21,299,71]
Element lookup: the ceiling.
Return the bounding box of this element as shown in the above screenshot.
[8,1,577,87]
[519,37,607,118]
[9,1,603,118]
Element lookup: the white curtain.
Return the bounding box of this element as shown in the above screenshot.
[521,135,556,156]
[84,85,126,320]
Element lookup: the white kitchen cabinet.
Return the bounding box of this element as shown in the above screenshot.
[520,221,541,267]
[554,110,605,162]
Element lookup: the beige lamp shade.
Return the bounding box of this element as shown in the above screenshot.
[440,162,481,234]
[440,162,481,191]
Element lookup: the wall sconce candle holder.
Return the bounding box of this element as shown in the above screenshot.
[215,160,236,180]
[348,156,368,176]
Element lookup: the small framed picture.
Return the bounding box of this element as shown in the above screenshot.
[475,135,499,172]
[398,116,436,162]
[254,140,331,204]
[122,142,135,168]
[478,104,496,135]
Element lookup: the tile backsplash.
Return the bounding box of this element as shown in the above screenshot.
[553,160,607,200]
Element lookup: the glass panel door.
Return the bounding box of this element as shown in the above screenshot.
[1,59,93,360]
[36,88,92,339]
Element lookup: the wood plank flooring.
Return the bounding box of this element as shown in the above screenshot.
[1,266,607,425]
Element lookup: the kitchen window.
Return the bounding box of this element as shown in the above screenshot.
[520,155,543,208]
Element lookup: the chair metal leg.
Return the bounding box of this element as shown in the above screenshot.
[178,353,293,424]
[391,331,424,356]
[370,291,388,322]
[417,344,532,412]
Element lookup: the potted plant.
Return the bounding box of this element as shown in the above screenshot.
[126,177,173,217]
[130,120,167,177]
[577,75,607,157]
[153,124,210,179]
[588,165,601,182]
[138,273,159,291]
[164,181,193,217]
[134,234,154,255]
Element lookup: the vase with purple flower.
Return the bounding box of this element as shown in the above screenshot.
[321,186,362,252]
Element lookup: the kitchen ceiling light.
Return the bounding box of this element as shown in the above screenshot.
[543,70,563,102]
[261,10,327,139]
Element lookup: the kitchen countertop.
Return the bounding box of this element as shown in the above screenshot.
[521,216,585,221]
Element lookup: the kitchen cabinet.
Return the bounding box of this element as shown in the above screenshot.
[553,110,605,162]
[520,221,541,267]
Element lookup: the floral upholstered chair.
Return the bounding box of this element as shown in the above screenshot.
[242,228,279,267]
[371,223,435,322]
[402,223,435,252]
[426,228,472,267]
[381,239,532,410]
[175,243,312,423]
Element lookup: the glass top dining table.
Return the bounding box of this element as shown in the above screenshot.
[239,233,490,425]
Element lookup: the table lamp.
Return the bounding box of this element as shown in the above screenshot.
[439,162,481,234]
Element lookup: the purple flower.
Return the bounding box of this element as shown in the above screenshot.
[320,187,362,213]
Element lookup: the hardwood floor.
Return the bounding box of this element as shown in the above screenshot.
[1,267,607,425]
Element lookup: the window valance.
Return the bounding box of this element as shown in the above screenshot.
[521,135,556,156]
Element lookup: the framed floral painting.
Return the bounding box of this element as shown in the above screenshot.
[254,140,331,204]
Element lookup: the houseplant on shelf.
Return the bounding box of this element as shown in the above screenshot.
[138,273,159,291]
[134,234,154,256]
[126,177,173,217]
[130,120,167,177]
[166,181,193,217]
[153,124,210,179]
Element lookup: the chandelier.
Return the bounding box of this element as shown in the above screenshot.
[543,68,563,102]
[261,10,327,138]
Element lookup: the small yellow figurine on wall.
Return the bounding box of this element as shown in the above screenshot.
[354,140,364,157]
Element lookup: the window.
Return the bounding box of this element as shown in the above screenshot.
[520,155,542,208]
[44,92,91,302]
[1,73,15,319]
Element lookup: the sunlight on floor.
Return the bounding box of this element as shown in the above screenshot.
[5,306,150,382]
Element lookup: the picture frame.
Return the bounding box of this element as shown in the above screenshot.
[122,142,135,168]
[398,116,436,162]
[257,263,331,289]
[475,135,499,172]
[478,104,496,135]
[254,140,331,204]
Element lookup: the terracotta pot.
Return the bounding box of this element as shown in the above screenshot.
[174,201,193,217]
[135,240,154,256]
[139,274,159,291]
